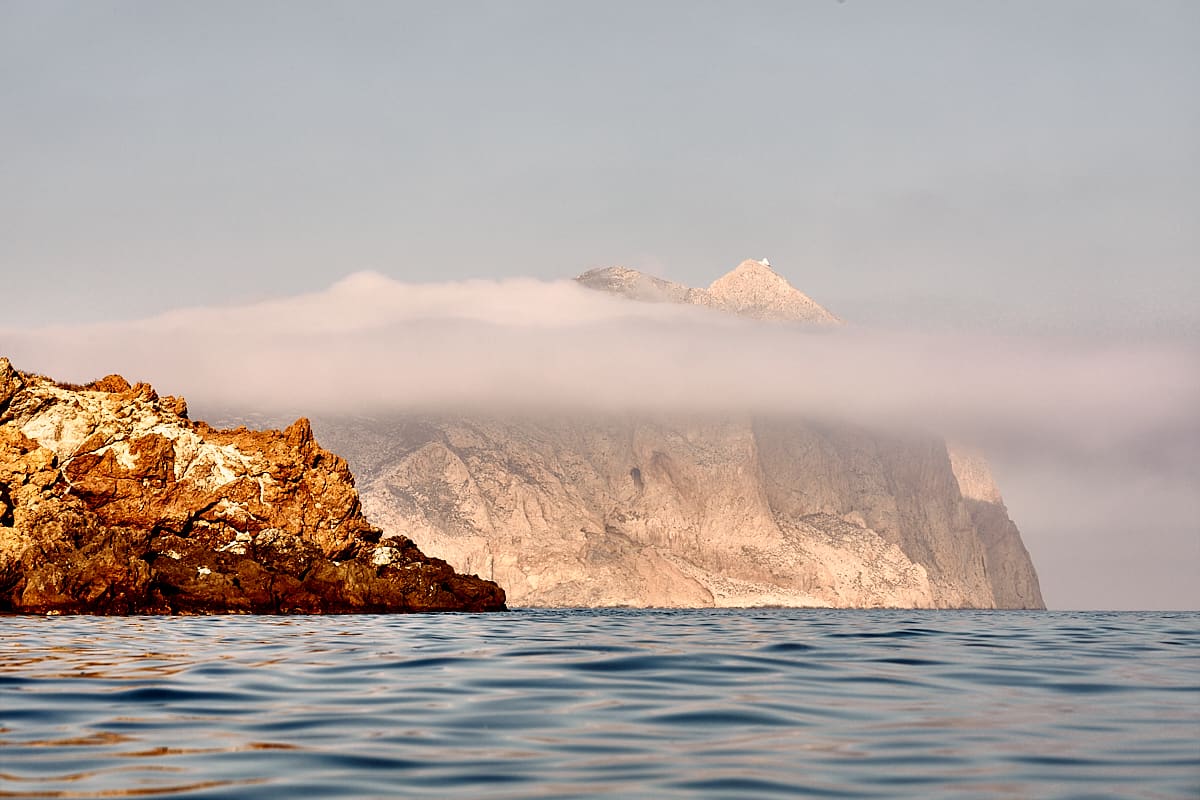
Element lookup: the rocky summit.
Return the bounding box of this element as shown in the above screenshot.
[0,358,505,614]
[576,258,842,324]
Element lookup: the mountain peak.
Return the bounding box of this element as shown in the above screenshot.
[711,259,787,290]
[576,258,841,325]
[730,258,775,274]
[706,259,840,324]
[575,266,698,304]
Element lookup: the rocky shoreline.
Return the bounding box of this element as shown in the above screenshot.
[0,358,506,614]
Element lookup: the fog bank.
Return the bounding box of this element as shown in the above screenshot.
[4,272,1197,609]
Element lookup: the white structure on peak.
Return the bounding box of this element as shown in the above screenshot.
[760,258,770,267]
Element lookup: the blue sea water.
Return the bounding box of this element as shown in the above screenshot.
[0,610,1197,799]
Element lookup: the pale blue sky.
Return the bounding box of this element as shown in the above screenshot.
[2,0,1197,334]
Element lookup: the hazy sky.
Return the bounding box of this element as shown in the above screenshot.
[2,2,1197,609]
[2,0,1197,334]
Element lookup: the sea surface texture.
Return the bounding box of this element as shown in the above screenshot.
[1,610,1196,799]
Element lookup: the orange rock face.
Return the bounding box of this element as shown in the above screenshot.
[0,358,506,614]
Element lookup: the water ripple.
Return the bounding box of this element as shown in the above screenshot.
[1,610,1197,798]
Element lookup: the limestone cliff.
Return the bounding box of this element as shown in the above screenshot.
[311,414,1042,609]
[948,447,1045,609]
[0,358,505,614]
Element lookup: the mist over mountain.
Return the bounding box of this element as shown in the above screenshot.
[3,260,1197,608]
[4,267,1190,454]
[301,262,1042,608]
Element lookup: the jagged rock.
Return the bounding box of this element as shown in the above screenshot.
[0,358,506,614]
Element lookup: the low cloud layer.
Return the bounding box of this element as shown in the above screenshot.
[4,272,1198,609]
[5,271,1196,451]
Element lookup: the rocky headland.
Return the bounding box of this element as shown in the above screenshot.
[0,358,506,614]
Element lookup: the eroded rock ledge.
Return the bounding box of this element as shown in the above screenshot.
[0,358,506,614]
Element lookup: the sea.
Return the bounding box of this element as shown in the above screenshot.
[1,609,1196,799]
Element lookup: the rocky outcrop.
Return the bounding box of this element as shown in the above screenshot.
[0,358,506,614]
[576,259,841,324]
[311,414,1044,609]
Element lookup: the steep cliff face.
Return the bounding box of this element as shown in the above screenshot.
[948,447,1045,609]
[0,358,505,614]
[312,413,1042,609]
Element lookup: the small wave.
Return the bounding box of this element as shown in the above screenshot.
[2,609,1196,799]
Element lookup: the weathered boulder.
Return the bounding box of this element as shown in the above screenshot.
[0,358,505,614]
